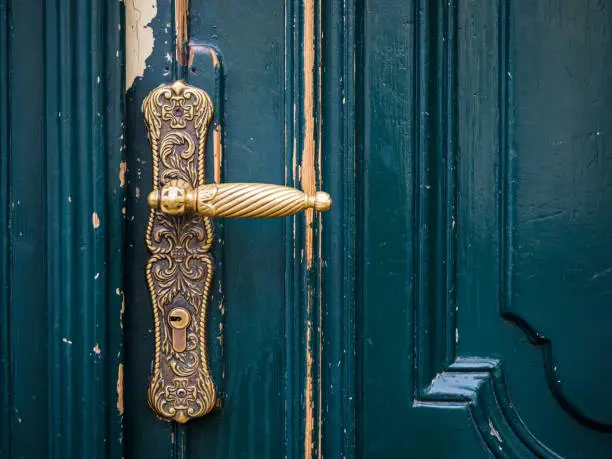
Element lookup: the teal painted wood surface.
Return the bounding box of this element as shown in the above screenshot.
[0,0,125,457]
[3,0,612,458]
[125,0,612,458]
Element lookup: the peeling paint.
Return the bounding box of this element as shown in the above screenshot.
[92,212,100,229]
[175,0,189,65]
[489,419,503,443]
[125,0,157,91]
[119,161,127,187]
[209,47,220,69]
[302,0,318,449]
[93,344,101,355]
[300,2,323,456]
[118,288,126,330]
[304,317,314,458]
[301,0,317,271]
[117,363,124,415]
[213,123,222,184]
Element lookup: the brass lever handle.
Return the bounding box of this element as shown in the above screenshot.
[147,180,332,218]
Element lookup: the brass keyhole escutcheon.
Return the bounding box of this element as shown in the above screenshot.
[168,307,191,353]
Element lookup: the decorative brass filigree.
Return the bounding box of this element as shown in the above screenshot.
[143,80,216,423]
[143,80,332,423]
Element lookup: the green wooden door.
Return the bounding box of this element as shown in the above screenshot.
[3,0,612,458]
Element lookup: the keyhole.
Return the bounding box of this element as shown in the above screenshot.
[168,307,191,352]
[168,308,190,329]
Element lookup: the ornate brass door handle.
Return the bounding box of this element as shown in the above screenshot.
[147,181,331,218]
[142,81,331,423]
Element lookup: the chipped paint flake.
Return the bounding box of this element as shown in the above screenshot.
[119,161,127,187]
[117,363,124,415]
[92,212,100,228]
[125,0,157,90]
[213,123,222,184]
[175,0,189,65]
[93,344,101,355]
[304,317,315,457]
[300,0,318,271]
[489,419,503,443]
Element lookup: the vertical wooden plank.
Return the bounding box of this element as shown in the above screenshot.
[44,1,126,457]
[291,1,326,457]
[413,0,458,397]
[9,2,50,458]
[184,2,288,458]
[103,1,127,457]
[43,1,66,456]
[0,0,126,457]
[0,1,11,457]
[123,0,181,457]
[298,0,322,456]
[357,0,416,456]
[320,0,358,457]
[284,2,301,457]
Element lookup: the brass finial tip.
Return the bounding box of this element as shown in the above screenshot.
[147,191,159,209]
[314,191,332,212]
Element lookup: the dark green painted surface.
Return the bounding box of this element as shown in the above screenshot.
[124,1,612,457]
[120,1,612,458]
[355,0,612,457]
[2,0,612,458]
[124,1,313,457]
[0,0,125,458]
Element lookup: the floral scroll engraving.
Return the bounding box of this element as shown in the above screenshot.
[142,80,216,423]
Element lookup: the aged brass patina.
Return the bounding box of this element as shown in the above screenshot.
[148,180,331,218]
[143,80,331,423]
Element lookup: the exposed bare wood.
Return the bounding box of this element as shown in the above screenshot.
[175,0,189,65]
[125,0,157,90]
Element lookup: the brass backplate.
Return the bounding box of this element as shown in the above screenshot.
[142,80,216,423]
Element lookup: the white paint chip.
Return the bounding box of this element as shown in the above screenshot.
[489,419,503,443]
[125,0,157,91]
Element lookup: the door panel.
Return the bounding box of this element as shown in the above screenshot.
[124,0,314,457]
[511,0,612,428]
[2,0,611,458]
[120,0,612,458]
[358,0,612,457]
[0,1,125,458]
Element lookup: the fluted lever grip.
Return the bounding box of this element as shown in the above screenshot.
[148,180,332,218]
